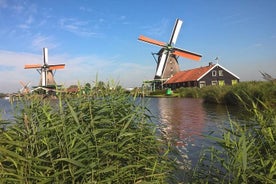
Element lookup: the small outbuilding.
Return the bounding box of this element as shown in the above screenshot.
[164,63,240,90]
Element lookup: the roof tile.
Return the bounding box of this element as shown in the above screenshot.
[165,64,214,84]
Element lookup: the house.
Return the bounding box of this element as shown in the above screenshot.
[164,62,240,90]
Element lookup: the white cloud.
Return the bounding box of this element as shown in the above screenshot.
[31,34,59,50]
[0,50,150,93]
[141,18,170,38]
[59,18,98,37]
[0,50,41,93]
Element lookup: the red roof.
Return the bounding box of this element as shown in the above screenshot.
[165,64,214,84]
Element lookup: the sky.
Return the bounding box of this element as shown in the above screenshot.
[0,0,275,93]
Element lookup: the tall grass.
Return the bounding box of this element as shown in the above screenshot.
[191,96,276,183]
[175,81,276,107]
[0,82,175,183]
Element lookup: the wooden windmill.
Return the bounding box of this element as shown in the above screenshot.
[138,18,202,82]
[19,81,31,94]
[24,48,65,91]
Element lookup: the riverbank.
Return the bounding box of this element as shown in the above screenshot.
[1,81,275,183]
[144,81,276,107]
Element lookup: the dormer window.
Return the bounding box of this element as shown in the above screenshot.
[212,70,217,76]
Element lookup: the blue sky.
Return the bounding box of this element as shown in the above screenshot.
[0,0,275,93]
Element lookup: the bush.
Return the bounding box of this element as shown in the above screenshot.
[0,83,175,183]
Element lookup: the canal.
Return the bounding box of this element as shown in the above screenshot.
[1,97,244,181]
[145,97,242,168]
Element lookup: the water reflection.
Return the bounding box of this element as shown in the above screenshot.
[146,97,242,171]
[157,98,206,144]
[0,99,16,120]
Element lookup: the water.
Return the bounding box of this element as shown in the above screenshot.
[0,97,242,179]
[0,98,17,120]
[145,97,241,168]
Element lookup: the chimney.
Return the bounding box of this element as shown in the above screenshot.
[209,62,213,66]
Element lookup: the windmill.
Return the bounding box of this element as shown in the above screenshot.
[138,18,202,88]
[24,48,65,93]
[19,81,31,94]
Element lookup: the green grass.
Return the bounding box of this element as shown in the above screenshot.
[174,81,276,107]
[0,82,175,183]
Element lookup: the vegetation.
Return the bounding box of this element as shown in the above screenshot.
[190,97,276,183]
[147,81,276,107]
[146,81,276,183]
[0,93,7,98]
[1,80,276,183]
[0,82,175,183]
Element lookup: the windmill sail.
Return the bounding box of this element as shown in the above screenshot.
[24,47,65,88]
[169,19,183,46]
[43,48,48,65]
[138,18,202,80]
[156,50,169,77]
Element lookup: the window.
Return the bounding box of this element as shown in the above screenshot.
[199,81,206,88]
[212,70,217,76]
[219,70,223,76]
[211,80,217,86]
[219,80,225,86]
[232,79,238,85]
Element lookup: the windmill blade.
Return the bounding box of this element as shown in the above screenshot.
[41,69,47,86]
[20,81,26,87]
[138,35,166,47]
[24,64,42,69]
[156,51,169,77]
[19,81,25,93]
[169,19,183,46]
[173,47,202,61]
[43,47,48,65]
[48,64,65,70]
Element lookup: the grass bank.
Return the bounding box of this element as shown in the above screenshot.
[0,82,175,183]
[148,81,276,107]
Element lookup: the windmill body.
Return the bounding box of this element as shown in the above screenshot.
[139,18,202,88]
[24,48,65,93]
[155,48,180,80]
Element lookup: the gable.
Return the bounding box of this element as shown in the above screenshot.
[165,63,240,84]
[197,63,240,81]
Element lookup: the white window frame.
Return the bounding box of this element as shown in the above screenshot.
[199,81,206,88]
[219,70,223,76]
[211,80,217,86]
[212,70,217,76]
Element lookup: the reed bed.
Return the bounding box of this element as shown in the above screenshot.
[0,83,175,183]
[175,81,276,107]
[191,97,276,183]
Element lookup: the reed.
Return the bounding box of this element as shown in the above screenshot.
[0,82,175,183]
[191,96,276,183]
[176,87,201,98]
[175,81,276,107]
